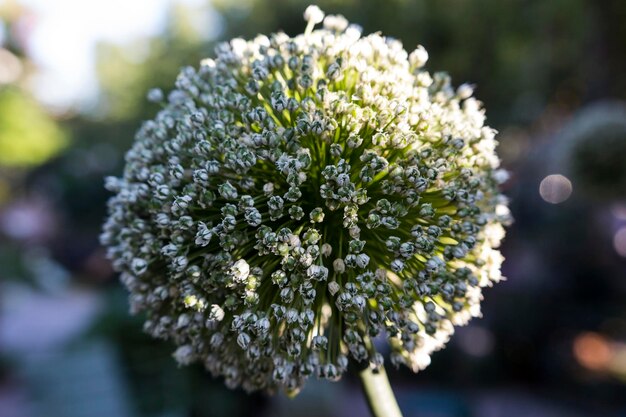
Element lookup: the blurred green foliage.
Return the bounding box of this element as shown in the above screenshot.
[0,87,67,167]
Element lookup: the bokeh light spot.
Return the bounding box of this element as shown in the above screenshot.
[611,204,626,221]
[573,332,612,371]
[539,174,573,204]
[613,227,626,257]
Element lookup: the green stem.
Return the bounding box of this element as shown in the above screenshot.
[358,365,403,417]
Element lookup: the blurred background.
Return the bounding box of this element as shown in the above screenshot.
[1,0,625,416]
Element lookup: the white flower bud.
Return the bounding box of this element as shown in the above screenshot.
[304,5,324,24]
[332,258,345,274]
[323,14,349,32]
[237,332,251,349]
[231,259,250,282]
[147,88,164,103]
[409,45,429,69]
[456,83,474,100]
[131,258,148,275]
[355,253,370,268]
[173,345,194,365]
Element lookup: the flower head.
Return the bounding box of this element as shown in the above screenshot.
[102,6,509,394]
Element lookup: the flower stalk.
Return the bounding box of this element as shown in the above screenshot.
[359,365,403,417]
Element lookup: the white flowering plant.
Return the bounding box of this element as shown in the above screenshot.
[102,5,509,416]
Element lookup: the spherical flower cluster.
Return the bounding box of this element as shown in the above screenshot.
[101,6,509,394]
[557,101,626,200]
